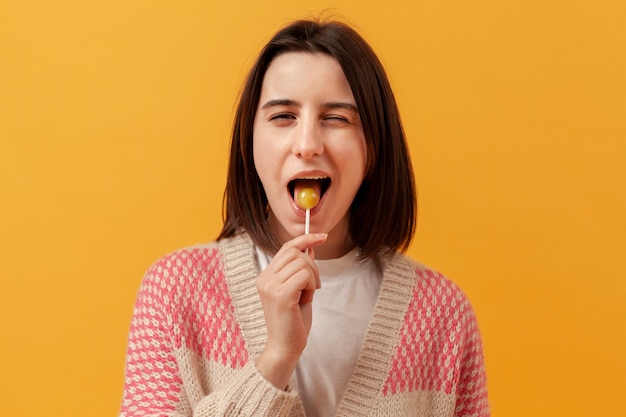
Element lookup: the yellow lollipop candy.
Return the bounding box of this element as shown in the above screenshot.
[296,187,319,242]
[296,187,320,210]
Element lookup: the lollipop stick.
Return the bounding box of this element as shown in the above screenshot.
[305,208,310,254]
[305,208,311,235]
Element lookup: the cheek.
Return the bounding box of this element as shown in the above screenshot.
[252,140,279,195]
[252,127,268,179]
[344,139,367,179]
[253,152,270,187]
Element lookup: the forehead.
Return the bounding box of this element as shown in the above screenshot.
[260,52,354,101]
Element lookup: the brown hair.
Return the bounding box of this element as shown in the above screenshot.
[217,19,417,260]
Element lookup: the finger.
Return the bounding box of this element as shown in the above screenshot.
[307,246,321,289]
[274,233,327,257]
[281,269,318,300]
[277,257,318,286]
[266,233,326,275]
[263,246,316,280]
[300,288,314,305]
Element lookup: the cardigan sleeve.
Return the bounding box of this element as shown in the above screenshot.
[193,362,300,416]
[118,255,301,417]
[453,301,490,417]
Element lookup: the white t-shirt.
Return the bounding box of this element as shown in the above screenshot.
[256,247,382,417]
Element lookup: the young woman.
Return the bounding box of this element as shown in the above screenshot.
[120,19,489,417]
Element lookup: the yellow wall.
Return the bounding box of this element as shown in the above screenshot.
[1,1,624,416]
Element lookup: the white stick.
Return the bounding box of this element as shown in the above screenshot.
[305,208,311,235]
[305,208,310,255]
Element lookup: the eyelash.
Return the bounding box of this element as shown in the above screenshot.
[268,114,349,124]
[269,113,295,121]
[325,115,349,123]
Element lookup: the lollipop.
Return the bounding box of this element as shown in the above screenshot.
[296,187,320,235]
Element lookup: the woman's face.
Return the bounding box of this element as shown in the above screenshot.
[253,52,367,259]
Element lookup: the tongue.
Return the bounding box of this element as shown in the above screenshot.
[292,179,322,200]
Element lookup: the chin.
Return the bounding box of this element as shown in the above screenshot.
[267,213,299,239]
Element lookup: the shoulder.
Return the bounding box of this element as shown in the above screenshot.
[390,254,478,330]
[144,234,254,284]
[145,242,222,284]
[138,233,256,302]
[404,256,472,305]
[137,239,233,305]
[135,243,221,308]
[383,255,488,400]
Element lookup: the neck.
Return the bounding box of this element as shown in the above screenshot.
[314,238,355,260]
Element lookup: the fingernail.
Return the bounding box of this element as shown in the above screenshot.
[315,233,328,239]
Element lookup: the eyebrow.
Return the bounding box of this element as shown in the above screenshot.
[261,99,299,109]
[323,102,359,113]
[260,99,359,113]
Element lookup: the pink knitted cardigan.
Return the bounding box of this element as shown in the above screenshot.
[119,233,489,416]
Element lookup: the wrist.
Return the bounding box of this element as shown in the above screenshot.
[255,348,300,390]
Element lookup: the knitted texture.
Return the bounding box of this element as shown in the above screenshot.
[119,233,489,416]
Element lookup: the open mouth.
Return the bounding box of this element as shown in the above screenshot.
[288,177,331,202]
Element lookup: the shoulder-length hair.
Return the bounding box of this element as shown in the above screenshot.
[217,19,417,260]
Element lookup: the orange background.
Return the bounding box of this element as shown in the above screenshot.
[1,1,625,416]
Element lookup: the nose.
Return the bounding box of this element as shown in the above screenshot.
[292,118,324,159]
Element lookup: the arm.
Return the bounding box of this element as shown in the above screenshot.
[454,306,490,417]
[254,233,327,389]
[119,251,306,417]
[119,262,187,417]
